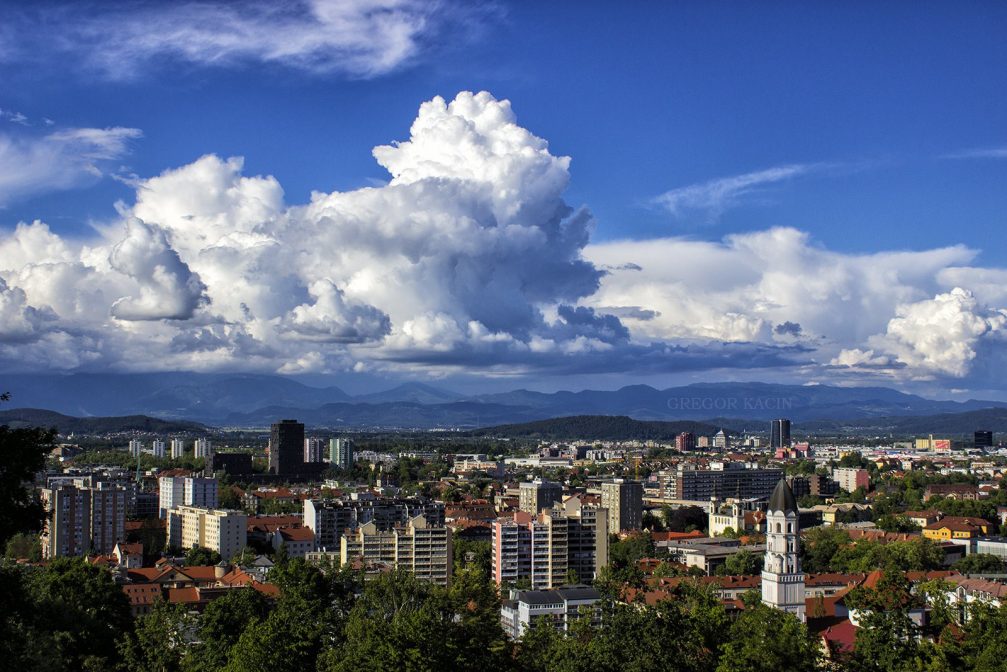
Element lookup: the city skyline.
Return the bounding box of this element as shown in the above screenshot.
[1,2,1007,400]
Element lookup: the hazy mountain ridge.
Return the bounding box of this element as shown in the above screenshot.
[3,373,1007,429]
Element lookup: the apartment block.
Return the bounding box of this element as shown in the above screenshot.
[158,476,219,518]
[41,481,127,558]
[170,438,186,459]
[304,437,325,463]
[600,479,643,532]
[330,438,355,469]
[167,506,247,560]
[303,496,446,551]
[194,438,213,459]
[519,479,563,514]
[831,468,870,493]
[340,515,452,585]
[492,497,608,589]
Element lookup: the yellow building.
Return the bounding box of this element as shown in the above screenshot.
[922,516,989,541]
[167,505,247,560]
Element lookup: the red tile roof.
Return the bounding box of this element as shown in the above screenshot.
[278,527,315,542]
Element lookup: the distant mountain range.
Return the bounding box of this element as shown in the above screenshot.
[3,373,1007,432]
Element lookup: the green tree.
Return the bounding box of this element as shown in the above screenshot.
[0,415,54,546]
[720,549,764,576]
[22,557,133,670]
[226,560,338,672]
[846,571,921,672]
[453,535,491,576]
[118,601,193,672]
[955,553,1005,574]
[4,531,42,561]
[185,588,272,672]
[800,526,850,573]
[318,568,509,672]
[875,514,920,533]
[716,602,818,672]
[185,546,222,566]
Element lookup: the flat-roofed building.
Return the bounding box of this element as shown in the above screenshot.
[500,585,601,639]
[167,505,247,560]
[41,481,127,558]
[492,497,607,589]
[600,479,643,532]
[340,515,452,585]
[519,479,563,514]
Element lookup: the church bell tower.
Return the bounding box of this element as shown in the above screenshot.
[761,478,805,622]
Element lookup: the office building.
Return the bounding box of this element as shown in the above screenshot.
[976,431,994,450]
[500,585,601,639]
[675,432,696,452]
[170,438,186,459]
[713,429,729,451]
[519,479,563,514]
[659,463,784,502]
[158,476,219,517]
[269,419,305,475]
[41,481,127,558]
[304,437,325,463]
[770,419,792,449]
[194,438,213,459]
[129,439,143,457]
[600,479,643,532]
[340,515,452,585]
[492,498,608,589]
[762,479,805,622]
[167,506,247,560]
[330,437,355,469]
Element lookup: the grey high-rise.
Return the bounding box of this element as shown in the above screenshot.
[270,419,305,475]
[519,479,563,514]
[601,479,643,532]
[770,419,792,449]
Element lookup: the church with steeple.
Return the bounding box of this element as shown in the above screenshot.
[761,478,806,622]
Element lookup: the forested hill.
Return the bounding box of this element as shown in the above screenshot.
[470,415,734,440]
[0,408,208,434]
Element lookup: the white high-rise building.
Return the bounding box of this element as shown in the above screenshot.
[194,438,213,459]
[129,439,143,457]
[329,437,354,469]
[305,437,325,463]
[167,505,247,560]
[761,479,806,622]
[158,476,219,518]
[170,438,186,459]
[151,440,166,459]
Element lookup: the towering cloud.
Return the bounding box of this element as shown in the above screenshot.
[0,92,624,375]
[2,91,1007,388]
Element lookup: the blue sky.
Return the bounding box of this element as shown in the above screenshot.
[1,1,1006,396]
